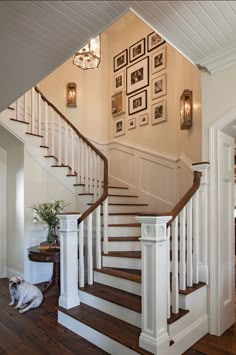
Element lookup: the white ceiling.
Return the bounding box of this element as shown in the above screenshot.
[1,1,236,113]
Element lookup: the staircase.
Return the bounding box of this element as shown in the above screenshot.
[1,89,210,355]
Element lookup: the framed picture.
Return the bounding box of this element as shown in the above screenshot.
[113,70,125,92]
[151,47,167,74]
[114,117,125,137]
[113,49,128,72]
[112,91,125,117]
[151,99,167,125]
[147,32,165,52]
[128,90,147,115]
[128,117,136,130]
[126,57,149,95]
[129,38,145,63]
[139,113,149,126]
[151,73,167,100]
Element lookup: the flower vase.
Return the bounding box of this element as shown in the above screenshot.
[47,225,57,244]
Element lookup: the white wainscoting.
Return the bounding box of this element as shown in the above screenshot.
[176,153,193,201]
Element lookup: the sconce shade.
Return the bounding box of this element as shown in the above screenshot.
[67,83,77,107]
[180,89,192,130]
[73,35,101,70]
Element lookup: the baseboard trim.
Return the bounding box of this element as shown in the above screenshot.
[7,268,24,279]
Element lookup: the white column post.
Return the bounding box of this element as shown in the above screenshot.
[136,215,172,355]
[57,213,80,309]
[192,163,210,284]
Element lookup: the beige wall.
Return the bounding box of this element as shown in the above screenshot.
[38,11,201,162]
[201,63,236,160]
[0,125,24,274]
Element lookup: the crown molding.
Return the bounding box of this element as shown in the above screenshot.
[199,45,236,75]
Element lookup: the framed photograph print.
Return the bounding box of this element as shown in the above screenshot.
[151,73,167,100]
[151,99,167,125]
[126,57,149,95]
[113,70,125,92]
[139,113,149,126]
[128,117,136,130]
[114,117,125,137]
[112,91,125,117]
[151,47,167,74]
[128,90,147,115]
[129,38,145,63]
[113,49,128,72]
[147,32,165,52]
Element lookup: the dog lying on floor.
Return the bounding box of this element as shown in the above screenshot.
[9,276,43,314]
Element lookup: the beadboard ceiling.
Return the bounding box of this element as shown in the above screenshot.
[1,1,236,113]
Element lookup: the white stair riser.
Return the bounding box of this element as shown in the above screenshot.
[105,205,149,213]
[108,188,131,196]
[79,289,141,327]
[108,226,140,237]
[108,196,140,204]
[104,241,141,252]
[58,311,139,355]
[78,195,94,205]
[107,215,137,224]
[102,256,141,269]
[94,272,141,296]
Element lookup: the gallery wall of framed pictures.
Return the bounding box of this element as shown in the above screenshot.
[112,29,168,137]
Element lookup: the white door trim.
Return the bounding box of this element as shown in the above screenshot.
[0,147,7,277]
[209,108,236,335]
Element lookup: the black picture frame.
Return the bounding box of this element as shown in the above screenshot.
[126,57,149,95]
[147,32,165,52]
[113,49,128,72]
[128,90,147,116]
[129,38,145,63]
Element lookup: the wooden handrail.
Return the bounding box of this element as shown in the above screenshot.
[137,170,202,227]
[34,86,108,224]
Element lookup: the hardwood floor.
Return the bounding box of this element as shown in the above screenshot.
[0,278,108,355]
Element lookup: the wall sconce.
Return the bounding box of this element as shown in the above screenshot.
[180,89,192,130]
[67,83,77,107]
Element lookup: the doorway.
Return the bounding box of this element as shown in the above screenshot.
[0,147,7,277]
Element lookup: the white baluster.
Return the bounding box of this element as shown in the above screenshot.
[171,217,179,314]
[16,99,19,121]
[71,129,74,174]
[31,87,35,134]
[87,213,93,284]
[179,207,186,290]
[167,225,171,319]
[98,158,102,197]
[38,93,42,136]
[193,190,200,284]
[85,145,89,190]
[24,93,27,122]
[103,197,109,254]
[45,102,48,147]
[89,148,93,194]
[96,206,101,269]
[187,198,193,287]
[51,109,55,156]
[77,137,80,184]
[81,140,84,185]
[79,221,84,288]
[93,153,98,202]
[58,115,62,166]
[65,123,68,166]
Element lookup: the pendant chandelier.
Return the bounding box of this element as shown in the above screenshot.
[73,35,101,70]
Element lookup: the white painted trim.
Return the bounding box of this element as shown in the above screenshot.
[200,44,236,74]
[209,108,236,335]
[58,311,139,355]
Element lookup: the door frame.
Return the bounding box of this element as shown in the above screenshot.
[209,108,236,335]
[0,147,7,277]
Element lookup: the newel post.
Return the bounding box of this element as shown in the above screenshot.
[57,213,81,309]
[136,215,172,354]
[192,163,210,284]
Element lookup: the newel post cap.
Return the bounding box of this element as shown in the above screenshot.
[57,213,81,232]
[136,215,172,242]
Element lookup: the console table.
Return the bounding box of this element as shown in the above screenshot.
[28,246,60,294]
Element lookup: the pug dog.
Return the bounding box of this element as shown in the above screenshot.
[9,276,43,314]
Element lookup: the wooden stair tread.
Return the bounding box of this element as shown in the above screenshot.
[40,145,49,149]
[59,303,152,355]
[108,185,129,190]
[94,267,141,283]
[108,194,139,198]
[106,237,140,242]
[78,193,94,195]
[175,281,206,296]
[104,212,141,216]
[66,173,77,176]
[167,308,190,325]
[102,251,141,259]
[44,155,58,160]
[74,183,85,186]
[108,223,141,227]
[80,282,141,313]
[26,132,43,138]
[108,203,148,206]
[10,118,29,124]
[7,106,15,110]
